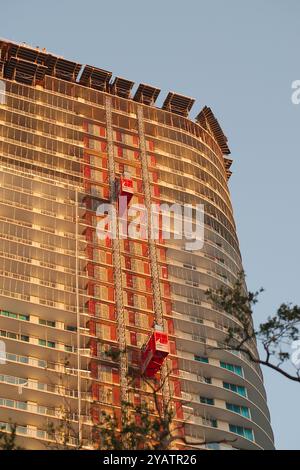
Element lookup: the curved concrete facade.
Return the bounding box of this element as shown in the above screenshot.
[0,39,274,450]
[147,111,274,449]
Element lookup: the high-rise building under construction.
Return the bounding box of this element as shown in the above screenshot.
[0,39,274,450]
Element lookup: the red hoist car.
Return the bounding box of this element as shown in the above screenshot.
[117,173,134,216]
[119,174,134,204]
[141,326,170,378]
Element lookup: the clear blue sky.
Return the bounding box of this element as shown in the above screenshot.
[1,0,299,450]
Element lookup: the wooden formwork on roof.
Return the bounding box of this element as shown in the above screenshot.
[79,65,112,92]
[162,92,195,117]
[0,39,82,85]
[133,83,161,105]
[196,106,231,155]
[110,76,134,99]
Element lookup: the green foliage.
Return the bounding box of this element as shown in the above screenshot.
[46,404,82,450]
[45,349,236,450]
[93,370,179,451]
[207,271,300,381]
[104,347,122,362]
[0,422,23,450]
[95,399,176,450]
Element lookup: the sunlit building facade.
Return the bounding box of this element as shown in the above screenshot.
[0,39,274,450]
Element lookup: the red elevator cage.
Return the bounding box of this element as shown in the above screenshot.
[119,175,134,203]
[141,330,170,378]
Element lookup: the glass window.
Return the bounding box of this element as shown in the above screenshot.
[17,401,27,410]
[226,403,250,419]
[220,361,243,377]
[20,355,29,363]
[66,325,77,332]
[194,355,209,363]
[38,405,47,414]
[19,315,29,321]
[244,428,254,441]
[6,399,15,408]
[229,424,253,441]
[17,426,27,435]
[237,386,247,397]
[6,376,16,384]
[241,406,250,418]
[223,382,247,397]
[0,310,28,321]
[39,319,55,327]
[200,397,214,406]
[8,332,17,339]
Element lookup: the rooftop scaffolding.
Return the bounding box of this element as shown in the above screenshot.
[110,76,134,99]
[162,92,195,117]
[133,83,161,106]
[0,38,231,164]
[196,106,231,155]
[79,65,112,92]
